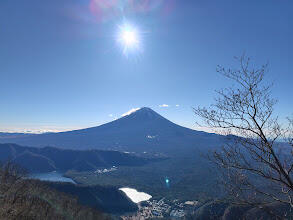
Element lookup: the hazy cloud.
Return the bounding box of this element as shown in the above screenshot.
[176,104,180,107]
[159,104,169,108]
[108,114,113,117]
[121,108,141,117]
[0,128,61,134]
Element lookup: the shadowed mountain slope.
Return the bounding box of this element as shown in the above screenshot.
[47,182,138,214]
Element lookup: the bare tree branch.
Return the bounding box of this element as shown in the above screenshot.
[194,55,293,213]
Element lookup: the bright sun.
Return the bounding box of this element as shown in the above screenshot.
[117,23,141,56]
[122,30,138,46]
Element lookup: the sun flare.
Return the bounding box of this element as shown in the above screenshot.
[117,23,141,56]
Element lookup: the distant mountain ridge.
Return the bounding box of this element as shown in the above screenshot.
[0,143,152,172]
[0,107,222,154]
[0,132,35,138]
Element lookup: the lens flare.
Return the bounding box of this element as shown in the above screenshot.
[165,177,170,188]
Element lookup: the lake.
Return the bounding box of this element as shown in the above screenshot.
[30,171,76,184]
[119,187,152,203]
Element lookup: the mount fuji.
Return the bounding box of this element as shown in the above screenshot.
[0,107,221,154]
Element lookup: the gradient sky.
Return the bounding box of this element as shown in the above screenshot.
[0,0,292,133]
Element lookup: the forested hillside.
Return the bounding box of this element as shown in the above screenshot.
[0,162,110,220]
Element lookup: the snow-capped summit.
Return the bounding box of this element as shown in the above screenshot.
[122,107,167,120]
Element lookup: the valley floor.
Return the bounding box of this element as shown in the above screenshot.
[65,154,219,202]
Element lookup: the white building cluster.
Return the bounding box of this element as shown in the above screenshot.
[94,166,117,174]
[122,198,199,219]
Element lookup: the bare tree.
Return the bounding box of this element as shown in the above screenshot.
[0,161,27,192]
[194,55,293,213]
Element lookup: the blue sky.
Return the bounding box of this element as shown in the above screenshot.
[0,0,292,133]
